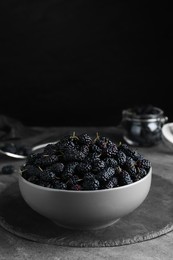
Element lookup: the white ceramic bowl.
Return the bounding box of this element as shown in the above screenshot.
[18,168,152,230]
[162,122,173,150]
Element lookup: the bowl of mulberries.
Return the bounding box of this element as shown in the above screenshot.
[18,132,152,230]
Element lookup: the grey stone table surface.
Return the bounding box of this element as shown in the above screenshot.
[0,126,173,260]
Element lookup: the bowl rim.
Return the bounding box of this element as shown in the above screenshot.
[18,167,152,194]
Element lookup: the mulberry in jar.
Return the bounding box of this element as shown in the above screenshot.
[121,105,168,146]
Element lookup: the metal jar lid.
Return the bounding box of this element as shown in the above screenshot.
[122,106,168,124]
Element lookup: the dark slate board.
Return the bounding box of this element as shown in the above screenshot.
[0,174,173,247]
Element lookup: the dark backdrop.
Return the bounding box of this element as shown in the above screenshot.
[0,1,172,126]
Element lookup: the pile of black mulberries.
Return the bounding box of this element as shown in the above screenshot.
[20,132,151,191]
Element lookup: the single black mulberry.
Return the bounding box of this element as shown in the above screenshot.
[97,167,115,182]
[83,177,100,190]
[137,158,151,170]
[1,165,15,175]
[103,177,118,189]
[116,151,126,166]
[50,163,64,174]
[92,158,105,172]
[102,142,118,157]
[78,133,92,145]
[66,175,81,189]
[41,170,56,183]
[21,164,42,179]
[63,149,86,162]
[76,162,92,174]
[37,154,59,167]
[104,157,118,168]
[118,170,133,186]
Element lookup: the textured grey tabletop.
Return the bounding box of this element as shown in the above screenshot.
[0,126,173,260]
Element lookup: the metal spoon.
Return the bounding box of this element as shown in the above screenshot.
[0,141,57,159]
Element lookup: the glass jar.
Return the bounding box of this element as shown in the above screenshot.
[121,106,168,146]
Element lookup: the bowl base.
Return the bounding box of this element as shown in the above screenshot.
[52,218,120,231]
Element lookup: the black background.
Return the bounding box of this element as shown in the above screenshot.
[0,1,172,126]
